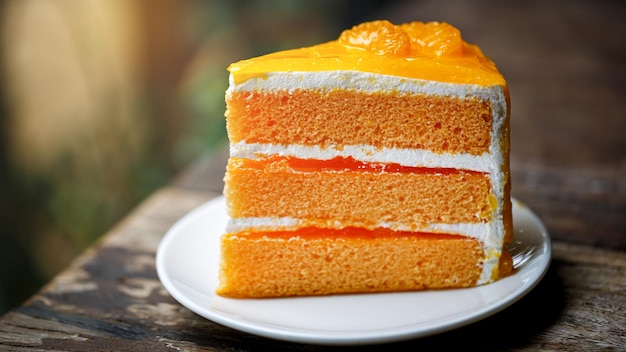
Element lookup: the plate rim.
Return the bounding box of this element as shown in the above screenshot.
[156,196,551,346]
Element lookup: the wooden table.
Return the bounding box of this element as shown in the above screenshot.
[1,0,624,350]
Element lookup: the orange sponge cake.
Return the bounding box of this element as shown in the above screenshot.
[218,20,513,298]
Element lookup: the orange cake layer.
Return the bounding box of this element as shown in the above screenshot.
[227,90,492,155]
[225,157,492,227]
[217,229,486,298]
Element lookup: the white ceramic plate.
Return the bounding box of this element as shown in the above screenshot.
[156,197,550,346]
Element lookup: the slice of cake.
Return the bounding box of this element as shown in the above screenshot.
[218,20,513,298]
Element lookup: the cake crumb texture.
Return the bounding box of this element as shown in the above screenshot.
[227,90,492,154]
[217,233,484,298]
[225,158,493,227]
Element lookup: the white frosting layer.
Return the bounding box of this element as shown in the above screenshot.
[231,142,498,173]
[227,70,504,102]
[226,70,509,285]
[226,217,496,244]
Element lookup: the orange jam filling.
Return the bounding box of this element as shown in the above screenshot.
[233,226,467,241]
[236,155,486,176]
[228,20,505,86]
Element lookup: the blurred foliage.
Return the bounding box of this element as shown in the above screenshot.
[0,0,392,315]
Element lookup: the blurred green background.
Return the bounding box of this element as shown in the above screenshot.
[0,0,392,315]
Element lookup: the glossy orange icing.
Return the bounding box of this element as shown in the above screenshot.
[228,20,505,86]
[233,226,466,241]
[234,155,487,176]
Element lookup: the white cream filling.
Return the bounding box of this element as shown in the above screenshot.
[227,217,494,243]
[227,70,509,285]
[228,70,503,102]
[230,142,498,173]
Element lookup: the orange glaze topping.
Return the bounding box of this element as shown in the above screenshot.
[234,155,486,176]
[228,20,505,86]
[233,226,467,241]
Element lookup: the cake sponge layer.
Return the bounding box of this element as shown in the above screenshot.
[225,157,493,228]
[217,230,486,298]
[227,89,492,155]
